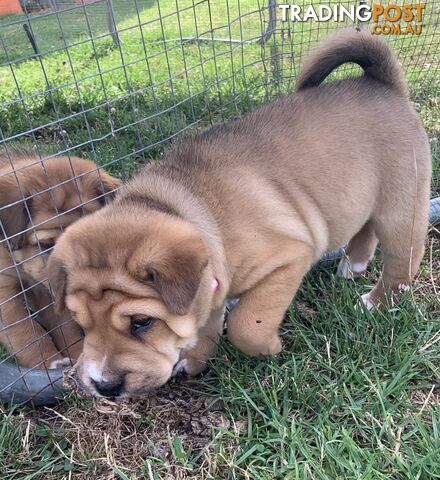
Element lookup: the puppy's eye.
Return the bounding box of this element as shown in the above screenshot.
[130,315,155,337]
[40,240,55,251]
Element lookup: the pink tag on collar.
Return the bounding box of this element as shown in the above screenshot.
[211,277,219,293]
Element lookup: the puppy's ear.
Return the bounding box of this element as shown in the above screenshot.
[47,253,68,314]
[95,171,122,205]
[0,174,30,249]
[134,235,209,315]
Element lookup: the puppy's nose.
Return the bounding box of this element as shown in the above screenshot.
[93,379,123,397]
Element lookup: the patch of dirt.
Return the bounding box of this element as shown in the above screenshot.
[30,372,244,478]
[410,388,440,408]
[295,300,318,321]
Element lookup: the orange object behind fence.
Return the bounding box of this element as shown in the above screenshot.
[0,0,22,15]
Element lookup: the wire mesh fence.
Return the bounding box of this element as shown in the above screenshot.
[0,0,439,405]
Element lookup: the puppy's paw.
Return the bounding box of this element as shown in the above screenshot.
[336,256,354,279]
[231,333,282,357]
[361,292,375,310]
[336,256,369,279]
[172,357,208,377]
[49,357,71,369]
[268,335,283,355]
[172,359,187,377]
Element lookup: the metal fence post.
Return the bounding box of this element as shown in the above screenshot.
[106,0,120,45]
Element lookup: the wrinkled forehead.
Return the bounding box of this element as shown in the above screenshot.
[25,170,104,238]
[65,270,160,329]
[31,174,102,211]
[65,269,198,339]
[67,268,158,303]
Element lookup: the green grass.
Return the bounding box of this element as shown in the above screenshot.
[0,249,439,479]
[0,1,439,478]
[207,263,440,479]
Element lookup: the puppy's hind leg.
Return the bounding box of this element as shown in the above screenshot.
[337,221,378,279]
[362,186,430,309]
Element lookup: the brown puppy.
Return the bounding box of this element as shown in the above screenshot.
[0,151,121,369]
[48,29,431,398]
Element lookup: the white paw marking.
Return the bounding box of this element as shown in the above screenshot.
[49,357,71,369]
[172,359,187,376]
[361,293,374,311]
[336,257,353,279]
[337,257,368,279]
[398,283,411,293]
[352,261,368,273]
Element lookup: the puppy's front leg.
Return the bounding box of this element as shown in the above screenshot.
[228,249,313,357]
[35,291,84,363]
[0,247,63,369]
[178,305,225,376]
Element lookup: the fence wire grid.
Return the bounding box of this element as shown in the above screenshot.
[0,0,439,405]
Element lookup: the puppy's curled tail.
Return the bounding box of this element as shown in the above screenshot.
[296,28,408,97]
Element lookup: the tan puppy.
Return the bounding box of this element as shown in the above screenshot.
[0,151,121,369]
[48,29,431,398]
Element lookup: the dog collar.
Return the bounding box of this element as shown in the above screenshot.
[211,277,219,293]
